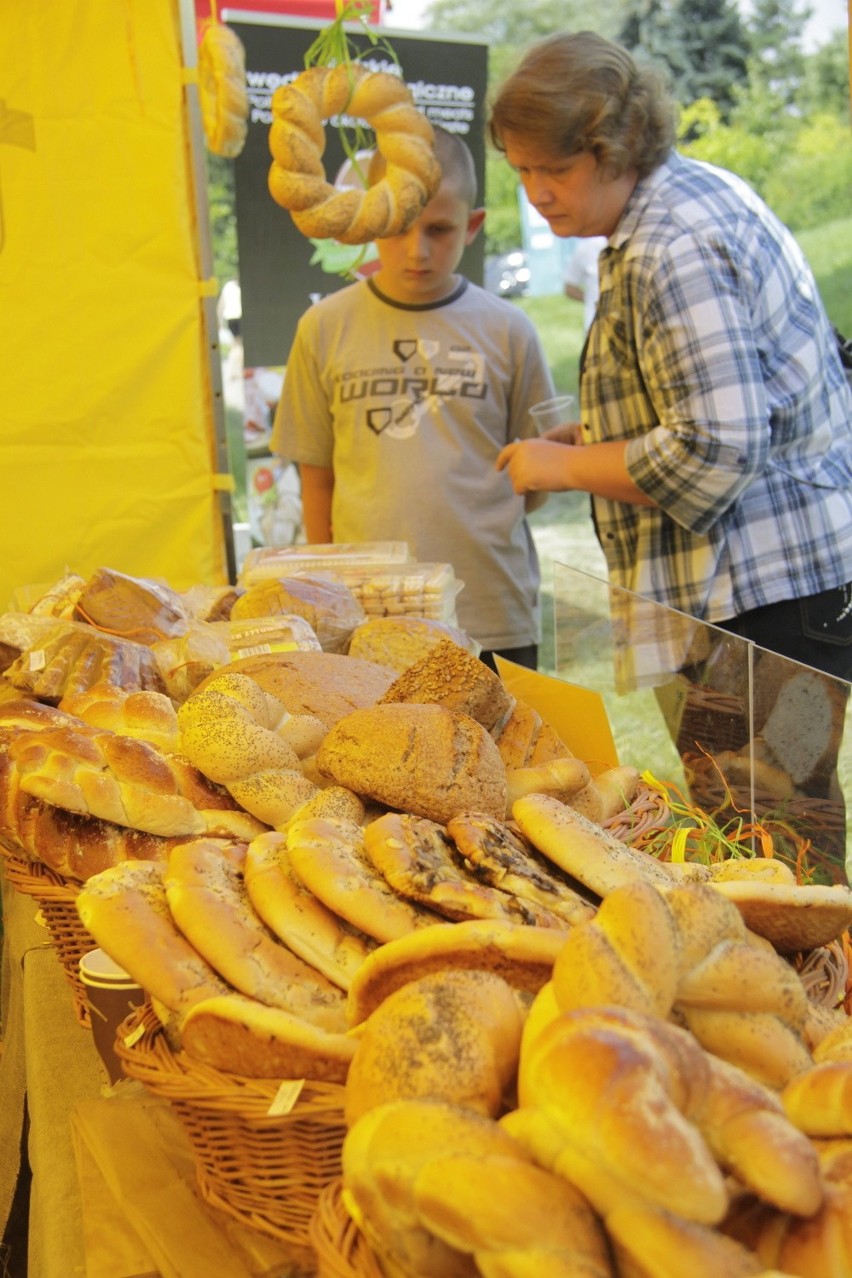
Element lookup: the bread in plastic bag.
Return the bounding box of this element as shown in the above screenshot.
[347,616,480,672]
[230,574,364,653]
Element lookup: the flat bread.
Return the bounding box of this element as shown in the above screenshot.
[181,992,356,1082]
[163,838,346,1031]
[447,813,596,928]
[244,830,376,989]
[346,918,567,1025]
[286,816,443,942]
[364,811,569,929]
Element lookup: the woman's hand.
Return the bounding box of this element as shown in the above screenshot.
[542,422,584,446]
[495,438,576,494]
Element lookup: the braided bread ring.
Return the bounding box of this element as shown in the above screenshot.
[198,22,249,159]
[268,63,441,244]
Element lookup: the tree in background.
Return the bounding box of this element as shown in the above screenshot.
[618,0,751,117]
[206,153,239,288]
[796,28,851,116]
[746,0,810,105]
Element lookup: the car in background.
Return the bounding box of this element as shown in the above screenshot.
[484,249,531,299]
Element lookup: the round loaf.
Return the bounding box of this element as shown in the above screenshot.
[379,640,514,734]
[344,968,524,1127]
[196,651,396,728]
[347,616,478,673]
[317,702,508,825]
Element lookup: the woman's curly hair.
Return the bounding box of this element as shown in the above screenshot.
[488,31,676,181]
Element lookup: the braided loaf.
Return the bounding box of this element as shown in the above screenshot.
[268,63,441,244]
[177,670,364,829]
[198,21,248,158]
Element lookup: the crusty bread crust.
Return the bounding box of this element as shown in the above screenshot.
[181,992,356,1081]
[196,650,395,728]
[346,918,566,1025]
[317,703,508,826]
[380,640,514,734]
[268,64,441,245]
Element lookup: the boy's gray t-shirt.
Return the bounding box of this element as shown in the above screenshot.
[272,277,556,651]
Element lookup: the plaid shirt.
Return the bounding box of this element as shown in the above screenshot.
[582,151,852,625]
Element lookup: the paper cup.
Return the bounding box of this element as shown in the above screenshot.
[79,949,144,1084]
[529,394,575,434]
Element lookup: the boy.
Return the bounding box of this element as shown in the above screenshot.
[270,126,556,670]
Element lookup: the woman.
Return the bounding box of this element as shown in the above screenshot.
[492,31,852,680]
[491,32,852,881]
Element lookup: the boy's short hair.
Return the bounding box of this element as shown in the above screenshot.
[369,124,479,208]
[430,125,478,207]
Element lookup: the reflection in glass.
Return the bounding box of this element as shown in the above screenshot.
[551,562,851,886]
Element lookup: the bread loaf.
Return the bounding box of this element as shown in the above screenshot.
[0,730,187,879]
[342,1099,535,1278]
[344,969,525,1126]
[286,816,444,943]
[59,682,180,754]
[180,993,356,1082]
[230,574,364,653]
[195,650,396,728]
[3,620,167,699]
[75,859,232,1015]
[8,719,264,840]
[512,793,679,895]
[380,640,514,734]
[317,703,508,825]
[162,838,347,1031]
[346,918,567,1026]
[347,617,479,672]
[446,812,597,927]
[363,811,569,928]
[74,567,189,645]
[244,830,376,990]
[516,1004,822,1223]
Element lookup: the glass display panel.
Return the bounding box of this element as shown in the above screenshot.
[551,561,851,886]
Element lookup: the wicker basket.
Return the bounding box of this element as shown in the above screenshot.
[310,1179,384,1278]
[115,1003,348,1261]
[1,847,93,1027]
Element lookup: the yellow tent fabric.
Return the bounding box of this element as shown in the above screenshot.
[0,0,229,610]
